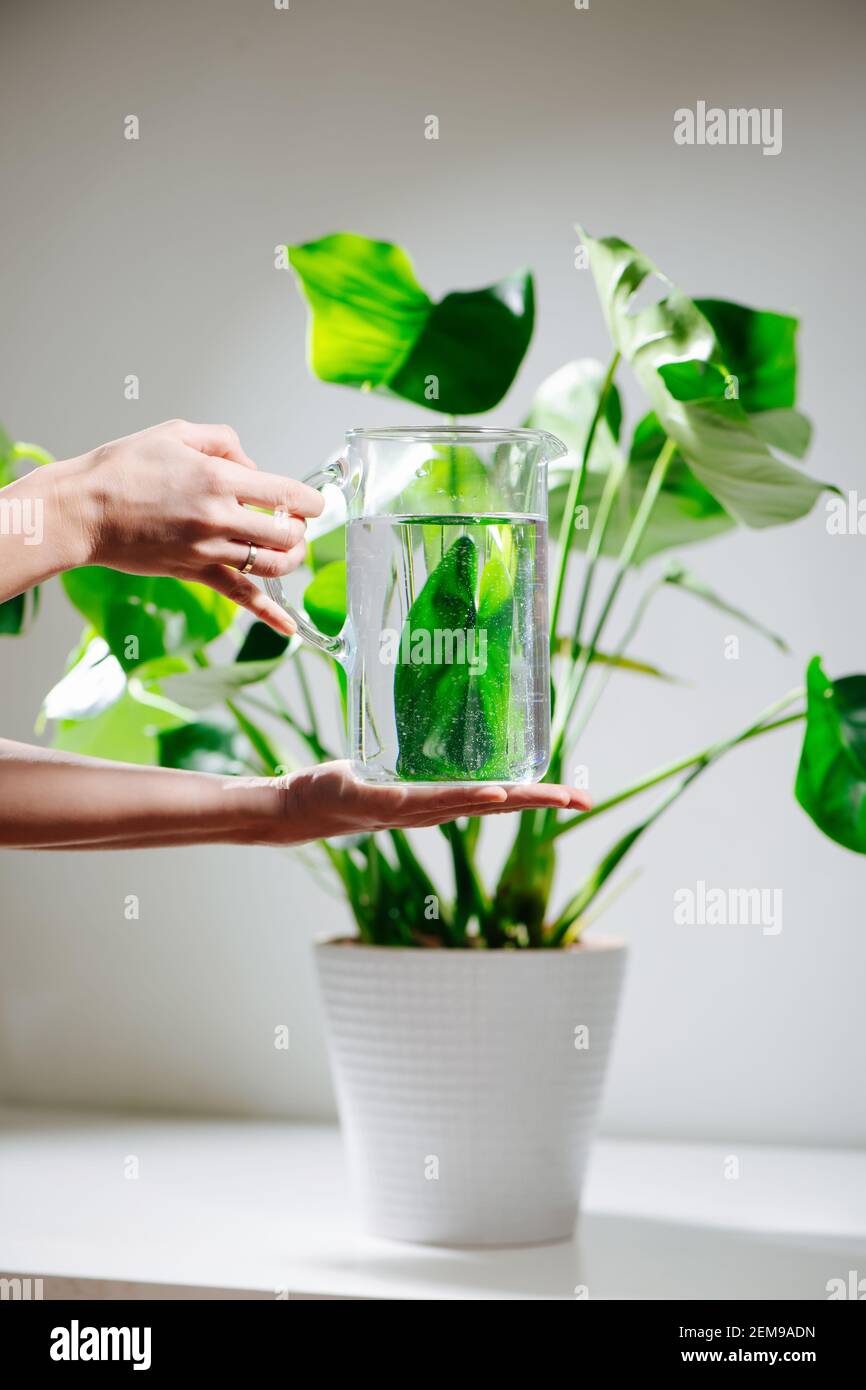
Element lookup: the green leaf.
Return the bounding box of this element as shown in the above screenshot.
[663,561,789,651]
[236,620,291,663]
[657,361,811,459]
[577,227,827,529]
[388,270,534,414]
[157,654,292,711]
[658,361,812,457]
[658,358,729,402]
[493,830,555,944]
[693,298,797,411]
[288,232,534,414]
[533,360,736,559]
[0,422,15,486]
[749,409,812,459]
[61,568,237,671]
[158,720,252,775]
[52,688,186,764]
[42,636,127,721]
[0,590,38,635]
[475,545,516,779]
[303,560,347,637]
[551,638,683,684]
[795,656,866,854]
[308,523,345,573]
[549,821,647,943]
[289,233,430,388]
[394,535,480,779]
[525,359,624,476]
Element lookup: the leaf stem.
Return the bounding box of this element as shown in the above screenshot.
[568,576,665,748]
[549,350,620,649]
[550,435,677,761]
[547,701,805,842]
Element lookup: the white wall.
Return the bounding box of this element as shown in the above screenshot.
[1,0,864,1144]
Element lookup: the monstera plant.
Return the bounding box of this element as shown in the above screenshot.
[4,228,864,945]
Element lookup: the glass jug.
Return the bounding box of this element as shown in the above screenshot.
[265,426,566,784]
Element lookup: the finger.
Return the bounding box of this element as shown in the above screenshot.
[177,421,257,469]
[494,784,592,811]
[397,806,508,822]
[230,506,307,552]
[201,539,307,579]
[226,465,326,519]
[392,784,508,812]
[200,564,296,635]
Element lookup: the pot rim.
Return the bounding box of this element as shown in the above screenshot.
[314,933,626,954]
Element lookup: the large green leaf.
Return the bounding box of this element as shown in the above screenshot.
[394,535,480,779]
[749,409,812,459]
[577,228,827,529]
[52,687,186,764]
[795,656,866,854]
[42,635,128,721]
[61,568,237,672]
[658,359,812,458]
[475,546,516,779]
[0,590,37,635]
[157,654,292,712]
[525,359,624,474]
[288,233,533,414]
[236,620,292,662]
[693,298,797,411]
[530,363,735,561]
[289,233,429,388]
[388,270,534,415]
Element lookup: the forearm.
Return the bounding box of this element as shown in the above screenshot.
[0,457,92,601]
[0,739,279,849]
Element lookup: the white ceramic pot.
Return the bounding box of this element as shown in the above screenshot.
[315,939,627,1246]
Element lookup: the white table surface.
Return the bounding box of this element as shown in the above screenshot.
[1,1106,864,1300]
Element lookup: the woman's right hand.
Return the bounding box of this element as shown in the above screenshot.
[50,420,324,633]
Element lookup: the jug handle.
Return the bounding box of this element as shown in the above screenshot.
[263,456,348,662]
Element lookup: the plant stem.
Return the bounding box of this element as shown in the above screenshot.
[568,576,665,748]
[441,821,489,941]
[12,441,54,469]
[549,350,620,650]
[226,698,283,775]
[547,703,805,841]
[568,450,628,660]
[238,691,334,763]
[550,435,677,761]
[388,828,454,943]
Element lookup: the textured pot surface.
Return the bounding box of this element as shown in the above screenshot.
[315,939,627,1246]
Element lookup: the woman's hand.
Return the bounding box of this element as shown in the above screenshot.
[1,420,323,634]
[271,762,592,843]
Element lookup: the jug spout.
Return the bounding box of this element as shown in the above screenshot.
[535,429,568,464]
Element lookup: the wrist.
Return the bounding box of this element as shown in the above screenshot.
[14,455,100,577]
[217,776,284,845]
[53,453,101,568]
